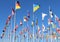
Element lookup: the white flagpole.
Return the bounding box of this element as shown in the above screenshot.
[11,14,12,42]
[49,6,52,42]
[13,1,16,42]
[33,12,34,42]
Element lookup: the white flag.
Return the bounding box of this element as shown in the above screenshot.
[42,13,47,20]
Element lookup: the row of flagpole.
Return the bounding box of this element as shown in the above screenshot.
[1,1,60,42]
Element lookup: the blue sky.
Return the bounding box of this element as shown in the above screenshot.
[0,0,60,42]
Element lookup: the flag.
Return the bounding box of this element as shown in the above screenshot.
[33,4,40,12]
[14,25,18,32]
[24,16,28,22]
[20,20,23,26]
[12,8,15,16]
[37,26,40,33]
[31,21,34,27]
[48,18,52,25]
[27,11,30,18]
[20,31,23,35]
[15,1,21,9]
[56,28,60,34]
[42,13,47,21]
[58,19,60,26]
[55,15,59,21]
[51,22,56,28]
[42,24,45,32]
[8,15,11,21]
[3,27,6,32]
[6,19,9,25]
[1,33,5,39]
[29,34,32,39]
[36,19,38,25]
[49,9,53,18]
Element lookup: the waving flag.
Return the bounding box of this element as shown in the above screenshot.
[12,8,15,16]
[24,16,28,22]
[13,25,18,32]
[33,4,40,12]
[49,9,53,18]
[58,19,60,26]
[36,19,38,25]
[42,24,45,32]
[55,14,59,22]
[27,11,30,18]
[3,27,6,32]
[56,28,60,34]
[1,33,5,39]
[15,1,21,10]
[48,18,52,25]
[42,13,47,21]
[8,15,11,21]
[20,20,23,26]
[51,21,56,28]
[31,21,34,27]
[37,26,40,33]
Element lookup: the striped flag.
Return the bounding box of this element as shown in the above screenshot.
[15,1,21,10]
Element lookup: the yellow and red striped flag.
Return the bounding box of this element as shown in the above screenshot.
[15,1,21,10]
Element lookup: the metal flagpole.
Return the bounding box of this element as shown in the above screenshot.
[33,12,34,42]
[13,1,16,42]
[49,6,52,42]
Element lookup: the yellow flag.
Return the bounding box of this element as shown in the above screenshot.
[33,4,40,12]
[16,1,21,9]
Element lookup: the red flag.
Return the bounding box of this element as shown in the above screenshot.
[56,28,60,34]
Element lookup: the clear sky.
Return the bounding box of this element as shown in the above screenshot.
[0,0,60,42]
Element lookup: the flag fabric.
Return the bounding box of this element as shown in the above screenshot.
[48,18,52,25]
[14,25,18,32]
[36,19,38,25]
[20,20,23,26]
[51,21,56,28]
[3,27,6,32]
[27,11,30,18]
[56,28,60,34]
[15,1,21,10]
[12,8,15,16]
[8,15,11,21]
[58,19,60,26]
[1,33,5,39]
[31,21,34,27]
[33,4,40,12]
[24,16,28,22]
[42,24,45,32]
[55,15,59,22]
[37,26,40,33]
[42,13,47,21]
[49,9,53,18]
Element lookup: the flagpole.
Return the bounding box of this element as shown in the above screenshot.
[49,6,52,42]
[33,12,34,42]
[13,1,16,42]
[11,15,12,42]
